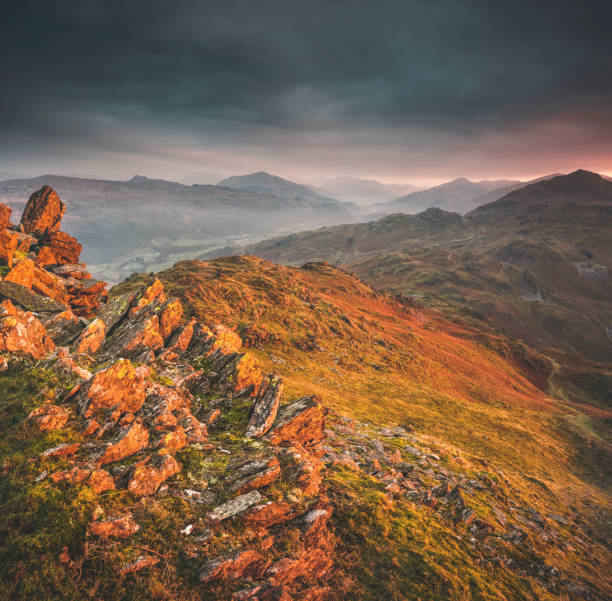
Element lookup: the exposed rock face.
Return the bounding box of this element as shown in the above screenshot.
[267,395,327,449]
[199,549,264,583]
[0,229,19,267]
[37,230,82,265]
[207,491,263,523]
[19,186,66,235]
[4,258,35,288]
[0,300,55,359]
[0,281,66,313]
[246,373,283,438]
[76,359,148,418]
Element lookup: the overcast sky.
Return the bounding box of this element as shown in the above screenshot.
[2,0,611,185]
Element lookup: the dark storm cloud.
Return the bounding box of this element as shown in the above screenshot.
[2,0,611,180]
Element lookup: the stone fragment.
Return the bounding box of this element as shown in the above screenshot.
[199,549,264,583]
[28,404,69,431]
[42,442,81,458]
[229,457,281,494]
[75,317,106,354]
[88,469,116,493]
[119,554,160,575]
[89,514,140,538]
[98,419,149,465]
[207,490,263,524]
[246,373,282,438]
[127,453,180,496]
[97,292,134,331]
[243,501,294,528]
[40,309,83,346]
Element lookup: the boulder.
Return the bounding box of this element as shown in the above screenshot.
[88,514,140,539]
[127,453,180,496]
[37,230,82,266]
[76,359,148,418]
[97,292,133,331]
[246,373,282,438]
[243,501,294,529]
[20,186,65,235]
[28,404,69,431]
[88,469,116,493]
[0,299,56,359]
[207,490,263,524]
[103,307,164,359]
[266,396,327,450]
[31,265,69,303]
[229,456,281,494]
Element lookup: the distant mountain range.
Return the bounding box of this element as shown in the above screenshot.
[307,176,422,206]
[246,170,612,363]
[0,173,354,281]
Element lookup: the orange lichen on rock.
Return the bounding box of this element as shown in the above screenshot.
[19,186,65,235]
[159,297,183,340]
[37,230,82,266]
[98,419,149,465]
[4,258,35,288]
[77,359,148,418]
[75,318,106,354]
[0,299,55,359]
[129,278,165,316]
[127,453,180,496]
[28,404,69,431]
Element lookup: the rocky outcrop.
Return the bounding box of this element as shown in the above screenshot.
[19,186,66,236]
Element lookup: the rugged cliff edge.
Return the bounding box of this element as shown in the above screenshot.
[0,188,609,600]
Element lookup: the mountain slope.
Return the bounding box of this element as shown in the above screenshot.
[0,188,609,600]
[0,174,353,281]
[246,171,612,363]
[218,171,323,200]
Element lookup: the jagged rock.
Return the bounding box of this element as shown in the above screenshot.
[246,373,282,438]
[75,318,106,354]
[0,281,67,312]
[48,347,92,380]
[267,395,327,450]
[155,426,187,452]
[96,292,133,332]
[243,501,294,528]
[127,453,180,496]
[42,442,81,458]
[104,305,164,359]
[40,309,84,346]
[15,232,35,254]
[210,324,243,354]
[88,469,115,493]
[4,257,35,288]
[229,456,281,494]
[266,548,333,587]
[129,278,165,316]
[31,264,69,304]
[159,298,183,340]
[0,229,19,267]
[207,490,263,523]
[98,419,149,465]
[0,204,11,228]
[20,186,65,235]
[89,514,140,539]
[36,230,82,266]
[159,317,195,361]
[76,358,148,418]
[28,404,69,431]
[0,299,56,359]
[119,554,160,575]
[50,466,91,483]
[199,549,264,583]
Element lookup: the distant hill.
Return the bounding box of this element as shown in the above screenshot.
[218,171,324,200]
[246,170,612,362]
[379,177,521,215]
[309,176,421,206]
[0,173,354,281]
